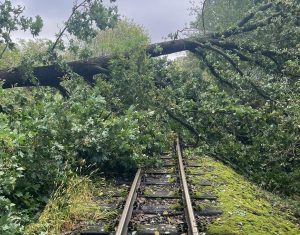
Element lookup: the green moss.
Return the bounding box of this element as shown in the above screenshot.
[186,153,300,235]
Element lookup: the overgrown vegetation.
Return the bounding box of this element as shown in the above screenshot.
[186,148,299,234]
[169,0,300,196]
[0,60,169,233]
[25,174,121,235]
[163,55,300,195]
[0,0,299,234]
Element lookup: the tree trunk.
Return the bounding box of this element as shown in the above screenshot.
[0,39,198,89]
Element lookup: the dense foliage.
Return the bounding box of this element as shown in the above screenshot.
[162,56,300,194]
[0,59,169,234]
[175,0,300,195]
[0,2,166,233]
[0,0,299,234]
[0,0,43,58]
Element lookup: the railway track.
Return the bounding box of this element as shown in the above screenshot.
[81,137,222,235]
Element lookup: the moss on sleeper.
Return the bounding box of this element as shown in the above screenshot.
[186,152,300,235]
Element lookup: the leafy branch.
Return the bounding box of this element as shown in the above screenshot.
[0,0,43,59]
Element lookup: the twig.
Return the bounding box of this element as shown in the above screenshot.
[50,0,88,53]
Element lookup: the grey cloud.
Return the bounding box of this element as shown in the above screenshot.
[11,0,194,42]
[117,0,192,42]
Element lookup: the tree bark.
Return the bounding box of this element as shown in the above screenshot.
[0,39,199,89]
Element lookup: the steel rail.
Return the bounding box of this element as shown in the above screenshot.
[176,137,199,235]
[115,168,142,235]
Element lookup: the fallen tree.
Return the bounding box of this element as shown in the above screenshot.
[0,39,199,89]
[0,1,298,91]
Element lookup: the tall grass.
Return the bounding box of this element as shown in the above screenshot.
[25,174,106,234]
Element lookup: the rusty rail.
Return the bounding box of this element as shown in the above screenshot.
[115,168,142,235]
[176,137,199,235]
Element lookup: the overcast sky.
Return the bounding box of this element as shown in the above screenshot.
[12,0,195,43]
